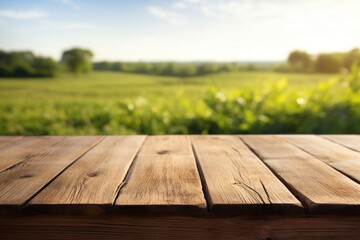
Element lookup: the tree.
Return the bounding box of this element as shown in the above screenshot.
[343,48,360,70]
[315,54,341,73]
[287,50,312,71]
[61,48,93,74]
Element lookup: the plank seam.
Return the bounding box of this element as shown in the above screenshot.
[282,136,360,184]
[21,136,106,209]
[111,136,147,208]
[191,138,212,212]
[318,135,360,154]
[239,136,309,214]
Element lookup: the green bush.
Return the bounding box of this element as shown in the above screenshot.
[0,50,58,78]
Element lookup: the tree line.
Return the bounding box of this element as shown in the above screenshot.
[0,47,264,78]
[278,48,360,73]
[0,48,93,78]
[0,51,58,77]
[92,61,263,77]
[1,47,359,78]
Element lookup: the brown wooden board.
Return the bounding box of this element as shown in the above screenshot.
[0,136,22,148]
[241,135,360,214]
[323,135,360,153]
[192,135,303,215]
[115,135,207,214]
[28,136,145,215]
[0,136,64,172]
[281,135,360,182]
[1,215,359,240]
[0,136,102,213]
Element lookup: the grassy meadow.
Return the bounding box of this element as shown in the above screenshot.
[1,70,359,135]
[0,71,334,102]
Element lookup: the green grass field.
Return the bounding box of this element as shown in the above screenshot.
[0,71,335,103]
[2,70,359,135]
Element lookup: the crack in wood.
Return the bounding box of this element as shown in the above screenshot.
[233,178,267,204]
[260,180,272,205]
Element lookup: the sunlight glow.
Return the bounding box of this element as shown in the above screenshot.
[0,0,359,61]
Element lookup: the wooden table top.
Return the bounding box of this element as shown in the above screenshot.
[0,135,359,216]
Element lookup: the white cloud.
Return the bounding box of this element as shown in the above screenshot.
[0,9,48,20]
[44,21,95,30]
[172,2,187,9]
[149,0,360,28]
[142,0,360,60]
[171,0,206,9]
[148,6,186,25]
[51,0,79,9]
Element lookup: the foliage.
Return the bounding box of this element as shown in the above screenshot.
[279,48,359,74]
[0,70,358,135]
[61,48,94,74]
[0,50,58,77]
[343,48,360,70]
[92,61,270,77]
[287,50,313,71]
[315,54,342,73]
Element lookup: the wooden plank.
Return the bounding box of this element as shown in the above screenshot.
[115,135,207,214]
[192,135,302,214]
[241,135,360,214]
[28,136,145,214]
[0,136,102,210]
[323,135,360,153]
[0,136,64,172]
[1,216,360,240]
[281,135,360,182]
[0,136,22,148]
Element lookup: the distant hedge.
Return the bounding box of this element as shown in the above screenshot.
[92,61,267,77]
[0,50,58,77]
[277,48,360,74]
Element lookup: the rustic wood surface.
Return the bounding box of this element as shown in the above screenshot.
[0,136,22,148]
[1,216,359,240]
[29,136,145,214]
[0,136,63,172]
[0,136,101,208]
[241,135,360,214]
[0,135,359,239]
[323,135,360,153]
[192,135,302,214]
[281,135,360,182]
[115,136,207,214]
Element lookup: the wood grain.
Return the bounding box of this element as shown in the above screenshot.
[241,135,360,214]
[1,215,359,240]
[115,135,207,214]
[192,135,302,214]
[322,135,360,153]
[0,136,64,172]
[0,136,22,148]
[28,136,145,214]
[0,136,102,209]
[281,135,360,182]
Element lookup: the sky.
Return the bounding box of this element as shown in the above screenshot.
[0,0,359,61]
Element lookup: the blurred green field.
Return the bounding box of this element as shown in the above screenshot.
[2,70,359,135]
[0,71,335,103]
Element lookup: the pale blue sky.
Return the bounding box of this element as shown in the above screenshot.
[0,0,359,61]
